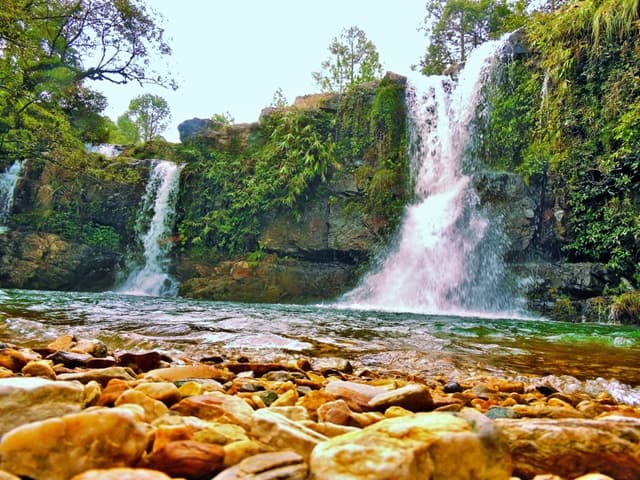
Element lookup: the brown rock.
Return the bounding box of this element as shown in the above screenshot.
[171,392,255,429]
[310,409,511,480]
[0,377,85,437]
[143,440,224,479]
[47,334,75,351]
[317,399,357,427]
[87,357,117,369]
[21,359,56,379]
[71,338,109,358]
[45,350,92,368]
[496,416,640,480]
[213,451,308,480]
[0,348,40,372]
[573,474,616,480]
[117,351,162,373]
[145,365,232,383]
[324,380,387,411]
[0,471,21,480]
[57,366,137,386]
[70,468,174,480]
[368,383,434,412]
[0,407,150,480]
[98,378,133,406]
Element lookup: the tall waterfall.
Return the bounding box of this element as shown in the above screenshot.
[118,160,183,297]
[0,160,23,232]
[341,36,523,317]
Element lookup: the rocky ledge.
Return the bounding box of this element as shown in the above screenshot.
[0,336,639,480]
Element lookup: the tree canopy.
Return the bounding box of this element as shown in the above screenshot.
[0,0,173,161]
[417,0,528,75]
[313,26,384,94]
[125,94,171,142]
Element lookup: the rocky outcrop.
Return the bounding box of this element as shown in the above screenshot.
[0,231,121,291]
[177,117,214,143]
[178,257,356,303]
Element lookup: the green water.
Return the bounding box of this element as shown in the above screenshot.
[1,289,639,403]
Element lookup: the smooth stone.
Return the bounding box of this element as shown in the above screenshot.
[324,380,387,411]
[0,377,85,437]
[511,404,584,419]
[117,351,162,372]
[268,406,310,422]
[134,381,182,406]
[0,407,150,480]
[486,406,521,419]
[46,335,75,351]
[443,381,463,393]
[367,383,434,412]
[97,378,133,406]
[0,471,20,480]
[115,389,169,422]
[57,366,137,386]
[213,451,308,480]
[223,440,271,468]
[0,348,40,372]
[496,415,640,480]
[71,338,109,358]
[317,399,357,427]
[46,350,92,368]
[309,409,511,480]
[145,365,232,383]
[250,409,328,461]
[171,392,255,429]
[573,475,616,480]
[70,468,174,480]
[142,440,225,479]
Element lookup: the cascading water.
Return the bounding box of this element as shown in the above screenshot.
[85,143,123,158]
[341,35,524,317]
[117,160,183,297]
[0,160,23,232]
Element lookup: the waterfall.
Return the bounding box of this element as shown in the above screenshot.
[341,35,524,317]
[117,160,183,297]
[0,160,23,232]
[86,144,123,158]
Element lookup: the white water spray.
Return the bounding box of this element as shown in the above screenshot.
[118,160,183,297]
[0,160,23,232]
[85,143,123,158]
[341,36,523,317]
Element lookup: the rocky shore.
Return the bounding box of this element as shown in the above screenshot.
[0,335,639,480]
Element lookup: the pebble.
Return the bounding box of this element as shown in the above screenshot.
[0,335,636,480]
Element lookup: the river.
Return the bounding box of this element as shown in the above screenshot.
[1,289,639,404]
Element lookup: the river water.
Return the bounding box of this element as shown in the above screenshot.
[1,289,639,404]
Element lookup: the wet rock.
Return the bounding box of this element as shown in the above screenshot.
[71,338,109,358]
[443,381,463,393]
[47,334,76,351]
[213,451,308,480]
[97,378,133,406]
[324,380,387,411]
[192,422,249,445]
[143,440,225,479]
[117,351,162,372]
[250,409,328,460]
[70,468,174,480]
[309,409,511,480]
[171,392,255,429]
[0,407,150,480]
[87,357,117,369]
[268,406,310,422]
[368,383,434,411]
[511,403,584,419]
[57,366,137,386]
[317,399,358,427]
[0,471,20,480]
[21,359,56,379]
[0,377,85,436]
[496,415,640,480]
[46,350,92,368]
[145,364,232,383]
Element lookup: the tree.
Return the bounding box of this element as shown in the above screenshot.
[313,26,384,94]
[417,0,528,75]
[125,94,171,142]
[0,0,173,161]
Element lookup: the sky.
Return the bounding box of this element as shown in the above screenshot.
[91,0,428,142]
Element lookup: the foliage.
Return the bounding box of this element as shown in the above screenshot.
[312,26,383,94]
[176,108,337,254]
[550,296,578,321]
[476,0,640,281]
[610,290,640,324]
[417,0,528,75]
[270,88,288,108]
[125,94,171,142]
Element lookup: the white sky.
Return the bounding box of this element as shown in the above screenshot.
[91,0,428,142]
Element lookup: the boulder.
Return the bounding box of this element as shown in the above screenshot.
[0,407,150,480]
[0,377,85,437]
[177,117,214,143]
[309,409,511,480]
[496,415,640,480]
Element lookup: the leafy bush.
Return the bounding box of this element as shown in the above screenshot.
[610,291,640,324]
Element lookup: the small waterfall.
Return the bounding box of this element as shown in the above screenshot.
[0,160,24,232]
[341,35,523,317]
[86,144,123,158]
[118,160,183,297]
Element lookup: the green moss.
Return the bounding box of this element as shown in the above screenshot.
[611,291,640,324]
